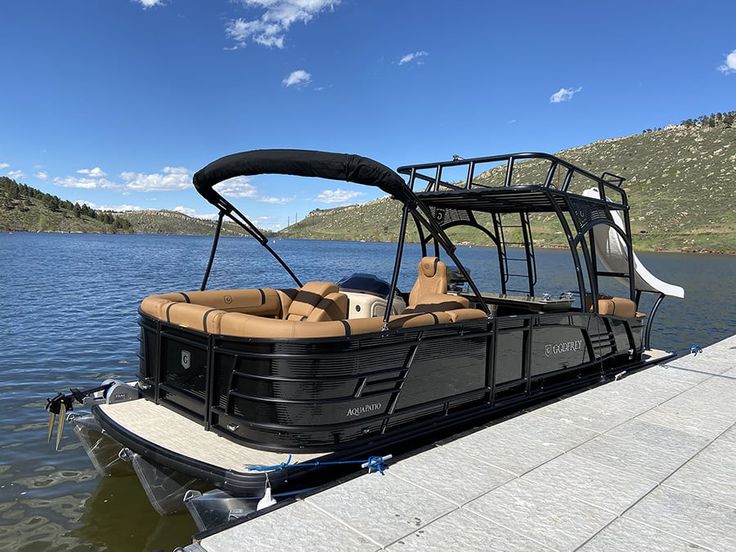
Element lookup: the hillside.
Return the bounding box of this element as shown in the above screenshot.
[279,113,736,253]
[0,177,253,237]
[113,210,251,237]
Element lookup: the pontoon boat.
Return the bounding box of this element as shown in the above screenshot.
[47,149,684,525]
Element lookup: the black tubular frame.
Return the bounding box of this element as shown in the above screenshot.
[383,203,411,328]
[200,194,302,290]
[397,152,639,314]
[201,211,224,291]
[642,291,666,350]
[193,149,667,328]
[193,150,487,313]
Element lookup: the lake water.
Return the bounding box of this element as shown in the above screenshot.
[0,233,734,551]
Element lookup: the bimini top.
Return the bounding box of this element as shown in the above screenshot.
[193,149,414,206]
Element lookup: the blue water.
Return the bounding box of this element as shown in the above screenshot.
[0,232,734,551]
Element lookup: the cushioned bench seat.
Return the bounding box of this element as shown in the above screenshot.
[140,286,487,339]
[584,295,645,319]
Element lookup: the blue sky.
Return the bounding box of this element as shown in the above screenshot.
[1,0,735,229]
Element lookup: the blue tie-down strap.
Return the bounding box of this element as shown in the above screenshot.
[246,454,392,475]
[361,455,387,474]
[668,344,702,357]
[245,454,294,472]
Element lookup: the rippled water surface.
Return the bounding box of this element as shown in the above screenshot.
[0,232,734,551]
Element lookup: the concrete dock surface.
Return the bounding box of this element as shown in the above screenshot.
[183,335,736,552]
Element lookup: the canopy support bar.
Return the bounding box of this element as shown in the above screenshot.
[201,211,224,291]
[263,241,303,288]
[383,204,411,329]
[202,201,302,290]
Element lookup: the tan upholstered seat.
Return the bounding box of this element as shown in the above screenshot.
[446,308,488,323]
[218,309,453,339]
[597,297,637,318]
[404,293,470,313]
[141,288,290,319]
[139,280,486,339]
[284,281,348,322]
[405,257,470,313]
[409,257,448,306]
[584,293,639,318]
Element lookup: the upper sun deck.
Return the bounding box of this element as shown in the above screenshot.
[397,152,628,213]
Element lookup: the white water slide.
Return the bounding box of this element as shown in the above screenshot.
[582,188,684,299]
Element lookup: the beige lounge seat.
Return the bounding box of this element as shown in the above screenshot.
[404,256,474,314]
[140,277,486,339]
[596,296,638,319]
[283,281,348,322]
[141,289,287,319]
[584,294,643,319]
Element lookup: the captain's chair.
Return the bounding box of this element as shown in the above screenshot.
[406,257,469,313]
[284,281,348,322]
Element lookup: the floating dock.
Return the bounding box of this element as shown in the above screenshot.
[182,336,736,552]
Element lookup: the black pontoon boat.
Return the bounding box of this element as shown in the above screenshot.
[48,149,683,521]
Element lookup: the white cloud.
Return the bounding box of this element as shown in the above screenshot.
[315,188,363,204]
[550,86,582,103]
[718,49,736,74]
[135,0,164,8]
[34,171,48,180]
[56,166,186,191]
[172,206,220,220]
[7,170,25,180]
[53,175,120,189]
[121,166,190,191]
[173,206,197,216]
[398,50,428,65]
[214,176,258,198]
[214,176,293,204]
[226,0,339,49]
[77,200,145,212]
[0,162,9,170]
[77,167,107,178]
[257,195,293,204]
[282,69,312,88]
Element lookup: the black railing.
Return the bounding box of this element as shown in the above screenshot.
[397,152,628,210]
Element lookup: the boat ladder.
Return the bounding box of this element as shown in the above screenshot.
[494,212,537,296]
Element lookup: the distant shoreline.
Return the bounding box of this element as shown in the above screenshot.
[2,229,733,256]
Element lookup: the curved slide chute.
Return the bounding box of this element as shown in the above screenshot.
[583,188,684,299]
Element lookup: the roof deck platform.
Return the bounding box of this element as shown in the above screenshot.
[183,335,736,552]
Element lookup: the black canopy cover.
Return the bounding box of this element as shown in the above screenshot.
[193,149,413,206]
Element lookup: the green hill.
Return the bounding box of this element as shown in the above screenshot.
[0,177,254,237]
[279,113,736,254]
[112,210,252,237]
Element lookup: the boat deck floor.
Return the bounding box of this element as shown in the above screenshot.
[184,341,736,551]
[97,400,325,473]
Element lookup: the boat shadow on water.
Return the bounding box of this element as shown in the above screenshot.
[71,474,197,552]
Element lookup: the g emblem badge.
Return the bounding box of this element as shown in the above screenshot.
[181,350,191,370]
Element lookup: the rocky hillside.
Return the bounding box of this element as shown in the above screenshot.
[0,177,254,237]
[280,113,736,253]
[113,210,252,236]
